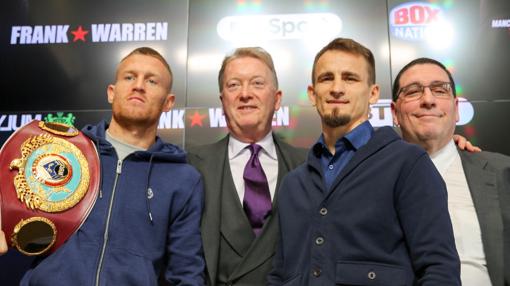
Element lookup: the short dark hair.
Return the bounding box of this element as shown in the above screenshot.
[218,47,278,92]
[312,38,376,85]
[392,57,456,102]
[118,47,173,91]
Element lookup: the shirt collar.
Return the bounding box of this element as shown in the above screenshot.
[430,139,458,175]
[313,120,374,156]
[106,129,146,151]
[228,131,277,160]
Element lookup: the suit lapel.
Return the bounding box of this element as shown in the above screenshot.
[274,134,298,200]
[193,137,229,285]
[220,159,256,256]
[460,151,504,286]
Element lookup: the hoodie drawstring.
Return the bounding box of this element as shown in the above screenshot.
[145,154,155,224]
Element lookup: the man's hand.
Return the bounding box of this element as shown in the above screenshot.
[0,229,7,255]
[0,209,8,255]
[453,134,481,153]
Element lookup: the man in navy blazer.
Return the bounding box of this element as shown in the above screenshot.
[391,57,510,286]
[268,38,460,285]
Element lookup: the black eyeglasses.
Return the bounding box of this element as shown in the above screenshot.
[398,81,452,102]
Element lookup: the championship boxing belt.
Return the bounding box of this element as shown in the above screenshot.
[0,120,100,256]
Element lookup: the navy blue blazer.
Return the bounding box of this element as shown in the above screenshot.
[269,127,460,286]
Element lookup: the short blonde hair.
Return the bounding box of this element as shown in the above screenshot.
[118,47,173,91]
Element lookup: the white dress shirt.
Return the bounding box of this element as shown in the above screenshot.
[228,132,279,202]
[430,140,492,286]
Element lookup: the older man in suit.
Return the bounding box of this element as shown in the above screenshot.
[391,57,510,286]
[187,47,306,286]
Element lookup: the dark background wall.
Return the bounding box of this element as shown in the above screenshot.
[1,0,509,284]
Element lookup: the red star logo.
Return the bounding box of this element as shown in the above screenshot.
[71,25,89,42]
[188,111,207,127]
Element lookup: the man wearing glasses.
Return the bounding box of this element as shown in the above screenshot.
[391,57,510,286]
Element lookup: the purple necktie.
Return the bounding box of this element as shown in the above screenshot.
[243,144,272,236]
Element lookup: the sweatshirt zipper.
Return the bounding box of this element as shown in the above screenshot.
[95,159,122,286]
